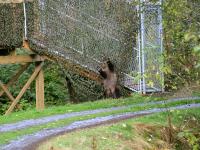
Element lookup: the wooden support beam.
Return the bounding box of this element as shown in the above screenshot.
[63,62,101,84]
[22,40,32,52]
[36,63,44,110]
[0,63,30,97]
[0,80,21,109]
[0,81,15,102]
[5,62,44,115]
[47,56,101,83]
[0,54,44,64]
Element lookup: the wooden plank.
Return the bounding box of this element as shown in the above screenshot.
[5,62,44,115]
[0,55,44,64]
[63,62,101,83]
[47,56,101,83]
[36,64,44,110]
[0,81,15,102]
[0,63,30,96]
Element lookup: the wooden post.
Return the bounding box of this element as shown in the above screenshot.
[36,62,44,110]
[5,62,44,115]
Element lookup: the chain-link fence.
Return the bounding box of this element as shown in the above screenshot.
[137,0,163,93]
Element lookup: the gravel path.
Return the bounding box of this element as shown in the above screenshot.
[0,97,199,133]
[1,103,200,150]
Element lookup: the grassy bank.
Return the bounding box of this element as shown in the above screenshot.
[0,96,199,145]
[0,94,162,125]
[38,108,200,150]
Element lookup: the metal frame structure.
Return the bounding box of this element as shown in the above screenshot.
[136,0,163,93]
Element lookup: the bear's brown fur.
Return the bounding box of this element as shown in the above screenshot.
[98,60,120,98]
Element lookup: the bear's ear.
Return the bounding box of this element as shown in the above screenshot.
[107,60,114,72]
[99,69,107,79]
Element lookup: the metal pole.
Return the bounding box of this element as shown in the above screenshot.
[159,0,164,92]
[138,31,142,92]
[136,3,142,92]
[140,0,146,94]
[23,1,27,40]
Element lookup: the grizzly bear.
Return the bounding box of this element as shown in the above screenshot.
[98,60,120,98]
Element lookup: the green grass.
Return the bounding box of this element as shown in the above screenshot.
[0,94,163,125]
[0,97,199,145]
[37,108,200,150]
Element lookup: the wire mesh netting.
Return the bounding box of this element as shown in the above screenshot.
[139,1,163,93]
[27,0,138,73]
[26,0,138,100]
[0,2,24,49]
[0,0,164,101]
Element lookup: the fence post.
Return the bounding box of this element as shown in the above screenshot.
[140,0,146,94]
